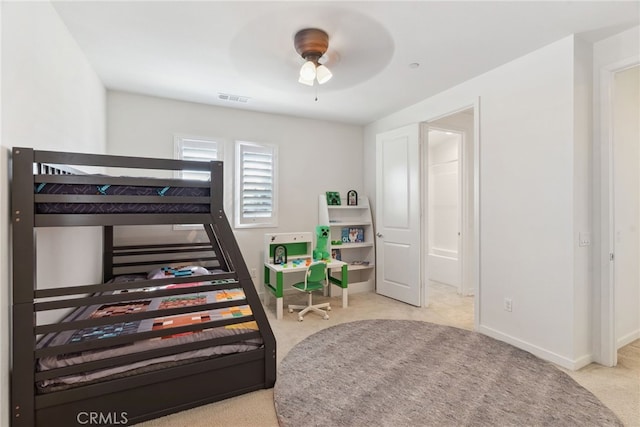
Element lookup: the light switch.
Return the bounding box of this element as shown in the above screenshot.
[579,232,591,247]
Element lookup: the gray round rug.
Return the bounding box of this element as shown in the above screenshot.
[274,320,622,427]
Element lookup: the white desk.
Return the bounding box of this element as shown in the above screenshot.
[263,259,348,320]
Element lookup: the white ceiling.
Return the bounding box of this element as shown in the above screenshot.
[52,1,639,125]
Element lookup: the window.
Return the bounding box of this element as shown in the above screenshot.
[174,135,222,230]
[235,141,278,228]
[174,135,221,180]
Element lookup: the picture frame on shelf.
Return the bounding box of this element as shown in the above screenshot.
[341,227,364,243]
[331,248,342,261]
[347,190,358,206]
[273,245,287,265]
[326,191,341,206]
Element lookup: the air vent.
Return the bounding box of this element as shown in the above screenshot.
[218,93,249,103]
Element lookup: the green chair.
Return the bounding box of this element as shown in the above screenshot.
[288,261,331,321]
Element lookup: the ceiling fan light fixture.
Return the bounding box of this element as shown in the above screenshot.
[300,60,317,80]
[298,74,315,86]
[315,64,332,84]
[294,28,333,87]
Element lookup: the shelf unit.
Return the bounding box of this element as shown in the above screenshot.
[319,194,375,292]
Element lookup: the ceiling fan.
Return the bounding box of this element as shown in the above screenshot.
[294,28,333,86]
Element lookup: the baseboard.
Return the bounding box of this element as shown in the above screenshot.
[572,353,594,370]
[617,329,640,349]
[477,325,592,371]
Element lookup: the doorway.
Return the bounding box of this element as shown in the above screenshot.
[422,108,475,324]
[375,103,479,329]
[601,60,640,366]
[613,65,640,354]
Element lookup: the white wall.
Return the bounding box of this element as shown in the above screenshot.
[592,25,640,364]
[365,36,589,369]
[1,2,106,425]
[572,36,594,366]
[106,91,363,297]
[427,133,459,253]
[426,131,460,287]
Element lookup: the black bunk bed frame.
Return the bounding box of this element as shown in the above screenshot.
[11,147,276,426]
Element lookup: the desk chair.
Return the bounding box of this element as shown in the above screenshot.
[288,261,331,321]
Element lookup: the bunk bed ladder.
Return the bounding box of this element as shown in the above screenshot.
[11,147,36,426]
[204,158,275,387]
[205,215,277,388]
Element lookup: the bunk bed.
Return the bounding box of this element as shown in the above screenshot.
[11,147,277,426]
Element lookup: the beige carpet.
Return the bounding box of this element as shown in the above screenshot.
[136,288,639,426]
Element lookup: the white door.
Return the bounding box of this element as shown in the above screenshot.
[426,128,461,289]
[375,124,421,306]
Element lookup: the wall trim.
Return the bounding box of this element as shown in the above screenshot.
[477,325,592,371]
[617,330,640,350]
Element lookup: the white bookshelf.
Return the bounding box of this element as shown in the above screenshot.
[319,194,375,292]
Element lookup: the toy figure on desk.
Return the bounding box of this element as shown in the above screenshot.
[273,245,287,265]
[313,225,331,261]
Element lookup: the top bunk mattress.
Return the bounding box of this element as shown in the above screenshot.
[35,181,211,214]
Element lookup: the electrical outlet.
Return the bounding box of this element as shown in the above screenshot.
[250,268,257,279]
[504,298,513,312]
[579,232,591,247]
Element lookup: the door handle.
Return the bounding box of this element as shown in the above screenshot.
[376,233,383,238]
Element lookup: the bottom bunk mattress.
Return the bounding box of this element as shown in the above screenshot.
[36,272,263,393]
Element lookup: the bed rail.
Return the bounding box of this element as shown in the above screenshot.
[103,224,232,281]
[12,147,223,227]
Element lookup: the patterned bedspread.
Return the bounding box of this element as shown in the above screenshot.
[37,273,261,390]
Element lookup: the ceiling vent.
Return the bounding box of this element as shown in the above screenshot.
[218,93,249,103]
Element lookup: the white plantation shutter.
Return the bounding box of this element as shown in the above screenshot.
[175,136,220,180]
[241,151,272,216]
[235,141,278,228]
[173,135,221,230]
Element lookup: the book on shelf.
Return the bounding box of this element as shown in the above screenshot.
[341,227,364,243]
[326,191,341,206]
